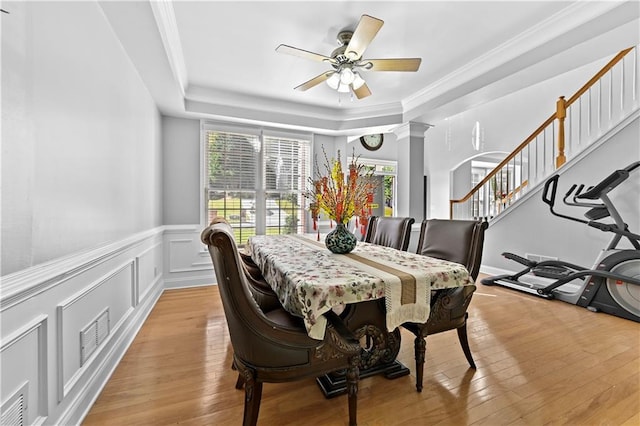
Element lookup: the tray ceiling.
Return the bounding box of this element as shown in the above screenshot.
[99,1,640,134]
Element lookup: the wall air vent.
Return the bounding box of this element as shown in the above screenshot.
[1,382,28,426]
[80,308,110,366]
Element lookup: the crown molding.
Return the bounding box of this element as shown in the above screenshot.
[149,0,187,97]
[393,122,433,140]
[403,1,627,114]
[185,84,403,121]
[185,84,406,135]
[185,98,404,136]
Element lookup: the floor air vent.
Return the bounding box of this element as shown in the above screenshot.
[1,382,28,426]
[80,308,110,366]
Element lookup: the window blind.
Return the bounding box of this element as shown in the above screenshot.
[204,127,311,238]
[263,136,311,192]
[206,130,259,191]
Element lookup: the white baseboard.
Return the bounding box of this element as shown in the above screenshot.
[479,264,515,277]
[164,276,215,289]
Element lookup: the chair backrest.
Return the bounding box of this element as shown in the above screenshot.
[364,216,415,251]
[207,216,282,313]
[201,223,310,367]
[415,219,488,280]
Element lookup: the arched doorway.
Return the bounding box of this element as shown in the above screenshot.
[450,151,509,217]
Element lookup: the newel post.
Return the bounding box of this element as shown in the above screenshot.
[556,96,567,168]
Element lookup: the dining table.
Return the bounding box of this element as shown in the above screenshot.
[246,232,475,397]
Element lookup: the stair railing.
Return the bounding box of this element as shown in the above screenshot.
[450,45,638,220]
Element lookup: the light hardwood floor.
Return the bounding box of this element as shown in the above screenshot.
[83,278,640,425]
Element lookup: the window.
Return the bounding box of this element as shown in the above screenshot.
[263,135,312,235]
[350,157,397,217]
[204,124,311,244]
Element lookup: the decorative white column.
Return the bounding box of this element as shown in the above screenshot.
[393,122,433,222]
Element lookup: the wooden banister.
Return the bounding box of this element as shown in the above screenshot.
[449,114,555,218]
[556,96,567,168]
[450,45,636,219]
[500,180,528,204]
[565,47,634,106]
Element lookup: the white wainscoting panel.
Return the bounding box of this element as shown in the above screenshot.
[0,315,48,425]
[0,228,165,425]
[56,260,135,400]
[0,225,224,424]
[163,225,216,289]
[137,242,163,304]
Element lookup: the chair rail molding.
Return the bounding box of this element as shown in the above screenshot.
[1,227,164,312]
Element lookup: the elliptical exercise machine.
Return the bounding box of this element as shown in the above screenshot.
[482,161,640,323]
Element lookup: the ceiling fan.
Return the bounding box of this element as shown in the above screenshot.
[276,14,421,99]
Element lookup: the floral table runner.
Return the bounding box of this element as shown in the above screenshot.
[247,234,474,340]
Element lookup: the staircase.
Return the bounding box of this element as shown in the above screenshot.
[450,45,640,220]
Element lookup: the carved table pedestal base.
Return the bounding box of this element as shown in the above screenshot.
[316,299,410,398]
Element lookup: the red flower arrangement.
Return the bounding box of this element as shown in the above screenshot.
[305,148,377,239]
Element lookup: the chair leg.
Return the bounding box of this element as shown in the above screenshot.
[235,373,244,389]
[413,336,426,392]
[346,356,360,426]
[457,317,476,369]
[242,372,262,426]
[233,358,244,389]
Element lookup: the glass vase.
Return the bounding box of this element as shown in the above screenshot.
[325,223,357,254]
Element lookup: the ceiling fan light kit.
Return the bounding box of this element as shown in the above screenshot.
[351,73,365,89]
[326,73,341,89]
[340,68,355,85]
[276,14,421,100]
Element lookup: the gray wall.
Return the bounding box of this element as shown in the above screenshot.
[482,115,640,273]
[162,117,201,225]
[451,161,472,200]
[1,1,163,275]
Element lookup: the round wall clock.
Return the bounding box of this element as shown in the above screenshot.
[360,133,384,151]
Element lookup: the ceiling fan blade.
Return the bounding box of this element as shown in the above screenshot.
[276,44,334,64]
[294,71,334,91]
[345,15,384,60]
[352,82,372,99]
[361,58,422,72]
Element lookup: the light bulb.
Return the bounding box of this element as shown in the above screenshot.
[337,83,350,93]
[326,72,340,90]
[340,68,355,85]
[352,72,365,90]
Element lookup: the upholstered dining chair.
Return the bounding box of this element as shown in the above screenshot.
[201,222,362,426]
[210,217,282,312]
[363,216,415,251]
[401,219,488,392]
[238,251,282,313]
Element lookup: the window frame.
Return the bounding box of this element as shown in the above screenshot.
[350,156,398,217]
[200,121,313,242]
